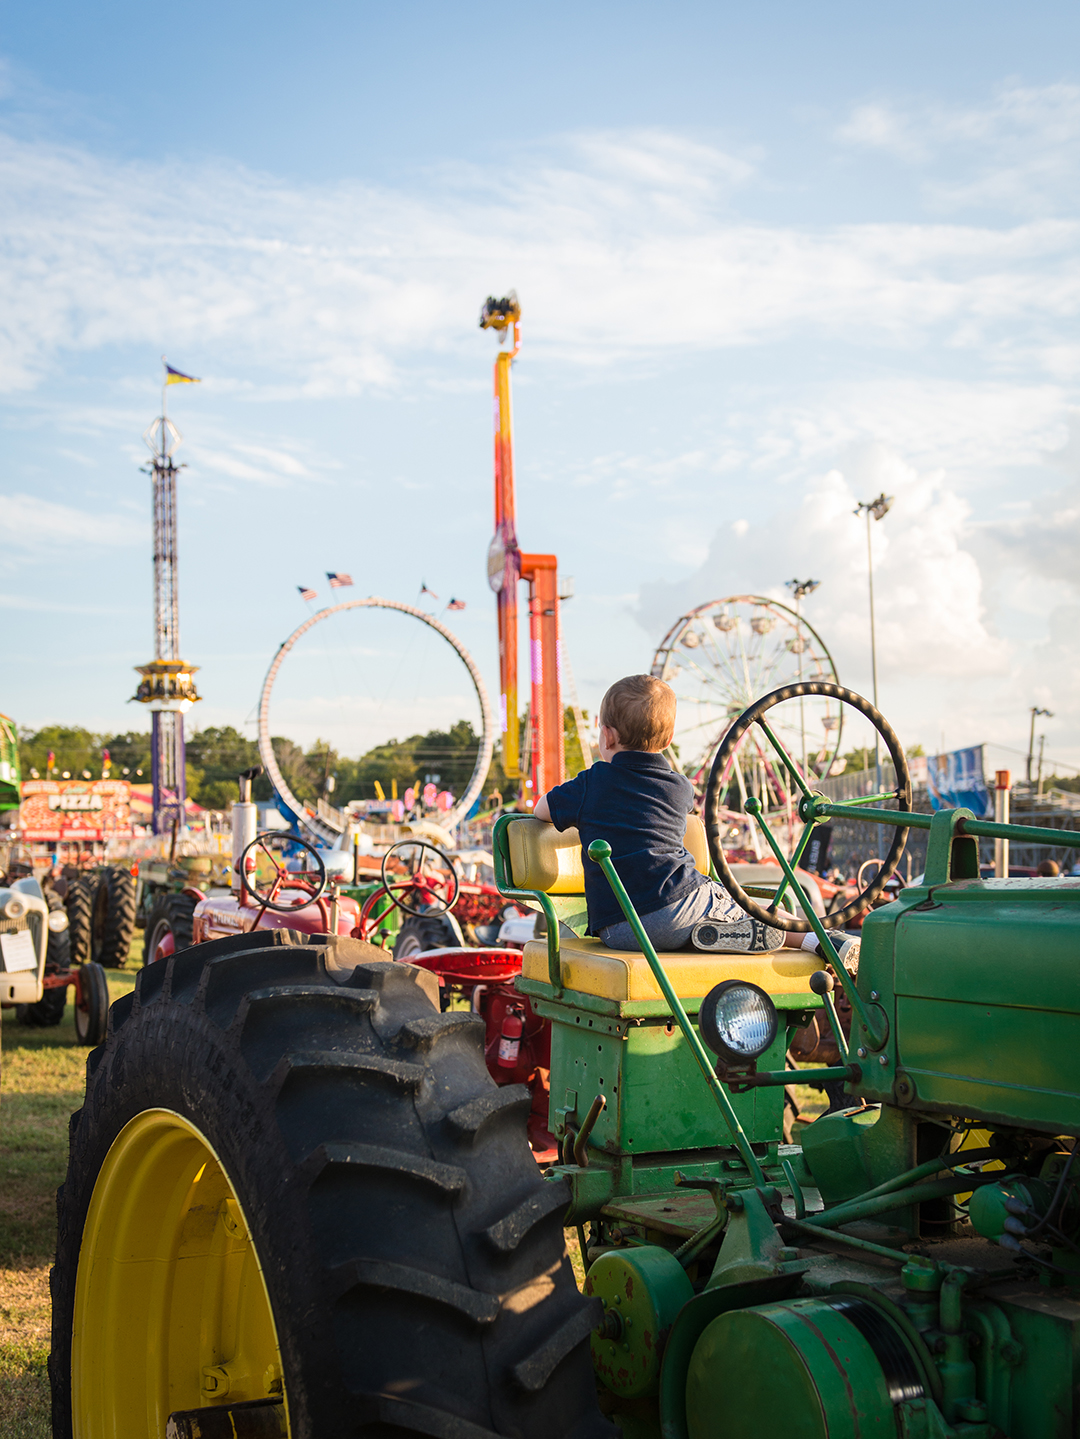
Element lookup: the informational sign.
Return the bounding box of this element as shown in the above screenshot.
[0,929,37,972]
[927,747,993,818]
[19,779,133,841]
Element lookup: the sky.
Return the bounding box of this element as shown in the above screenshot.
[2,1,1079,782]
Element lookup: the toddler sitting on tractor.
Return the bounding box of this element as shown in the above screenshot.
[533,674,827,958]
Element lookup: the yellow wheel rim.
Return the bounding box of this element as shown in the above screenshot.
[72,1109,289,1438]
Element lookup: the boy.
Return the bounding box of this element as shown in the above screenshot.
[534,674,833,958]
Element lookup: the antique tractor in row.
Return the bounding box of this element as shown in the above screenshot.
[0,867,108,1046]
[50,683,1080,1439]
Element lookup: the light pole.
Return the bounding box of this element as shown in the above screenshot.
[1027,706,1052,786]
[785,578,820,784]
[854,493,892,858]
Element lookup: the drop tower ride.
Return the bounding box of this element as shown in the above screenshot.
[132,361,202,833]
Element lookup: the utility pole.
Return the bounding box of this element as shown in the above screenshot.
[854,493,892,856]
[1027,706,1052,786]
[132,360,202,834]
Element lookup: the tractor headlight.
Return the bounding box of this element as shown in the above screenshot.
[47,910,70,933]
[700,980,778,1065]
[3,895,27,921]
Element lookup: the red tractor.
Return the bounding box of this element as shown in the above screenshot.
[174,769,556,1156]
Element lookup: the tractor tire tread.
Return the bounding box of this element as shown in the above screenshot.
[64,879,93,967]
[303,1142,468,1195]
[96,867,137,968]
[484,1183,570,1254]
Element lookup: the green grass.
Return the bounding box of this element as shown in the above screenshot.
[0,963,136,1436]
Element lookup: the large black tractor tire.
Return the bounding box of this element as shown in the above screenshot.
[91,867,137,968]
[50,933,611,1439]
[393,913,459,959]
[65,878,93,967]
[142,890,197,965]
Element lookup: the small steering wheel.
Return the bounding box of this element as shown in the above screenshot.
[240,832,328,912]
[705,682,911,932]
[379,840,460,919]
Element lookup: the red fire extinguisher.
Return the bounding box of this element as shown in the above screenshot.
[498,1006,525,1068]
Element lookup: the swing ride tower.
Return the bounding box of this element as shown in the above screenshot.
[132,363,202,834]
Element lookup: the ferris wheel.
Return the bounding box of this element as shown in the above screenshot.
[650,595,842,808]
[257,598,494,845]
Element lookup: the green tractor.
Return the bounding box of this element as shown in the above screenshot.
[0,711,20,822]
[49,684,1080,1439]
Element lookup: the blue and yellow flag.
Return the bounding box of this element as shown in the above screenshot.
[164,361,201,386]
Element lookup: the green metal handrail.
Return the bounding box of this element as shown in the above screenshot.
[491,813,563,991]
[801,798,1080,850]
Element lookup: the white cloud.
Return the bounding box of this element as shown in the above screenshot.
[838,84,1080,216]
[1,120,1079,398]
[0,492,143,548]
[636,451,1016,756]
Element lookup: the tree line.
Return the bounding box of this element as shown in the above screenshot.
[16,721,512,812]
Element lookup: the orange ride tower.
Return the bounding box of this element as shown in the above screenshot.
[481,294,564,808]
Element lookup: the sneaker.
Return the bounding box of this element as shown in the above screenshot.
[835,937,860,977]
[691,915,787,953]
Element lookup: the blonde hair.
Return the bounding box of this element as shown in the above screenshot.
[599,675,676,752]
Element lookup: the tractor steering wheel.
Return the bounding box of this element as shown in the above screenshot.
[239,832,328,913]
[379,840,460,919]
[705,682,912,932]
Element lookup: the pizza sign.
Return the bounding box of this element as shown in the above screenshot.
[20,780,132,841]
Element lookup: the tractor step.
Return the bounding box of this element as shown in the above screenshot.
[601,1189,717,1242]
[166,1398,285,1438]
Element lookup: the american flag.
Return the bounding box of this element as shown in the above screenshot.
[420,581,439,600]
[298,586,317,601]
[447,598,466,611]
[327,572,354,589]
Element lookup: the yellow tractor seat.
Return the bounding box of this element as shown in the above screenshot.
[520,933,821,1003]
[506,813,817,1002]
[507,814,709,894]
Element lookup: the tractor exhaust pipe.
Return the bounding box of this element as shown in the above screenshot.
[232,766,263,895]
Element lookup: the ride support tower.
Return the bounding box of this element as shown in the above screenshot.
[481,294,564,807]
[132,361,202,834]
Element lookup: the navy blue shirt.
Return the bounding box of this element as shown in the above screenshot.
[544,751,705,934]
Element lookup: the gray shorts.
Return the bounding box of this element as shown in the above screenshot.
[599,879,743,952]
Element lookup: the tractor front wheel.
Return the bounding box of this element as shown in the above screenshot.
[392,912,458,959]
[15,985,68,1028]
[72,962,108,1046]
[143,890,197,964]
[50,933,610,1439]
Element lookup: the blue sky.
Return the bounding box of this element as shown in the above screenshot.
[2,2,1079,778]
